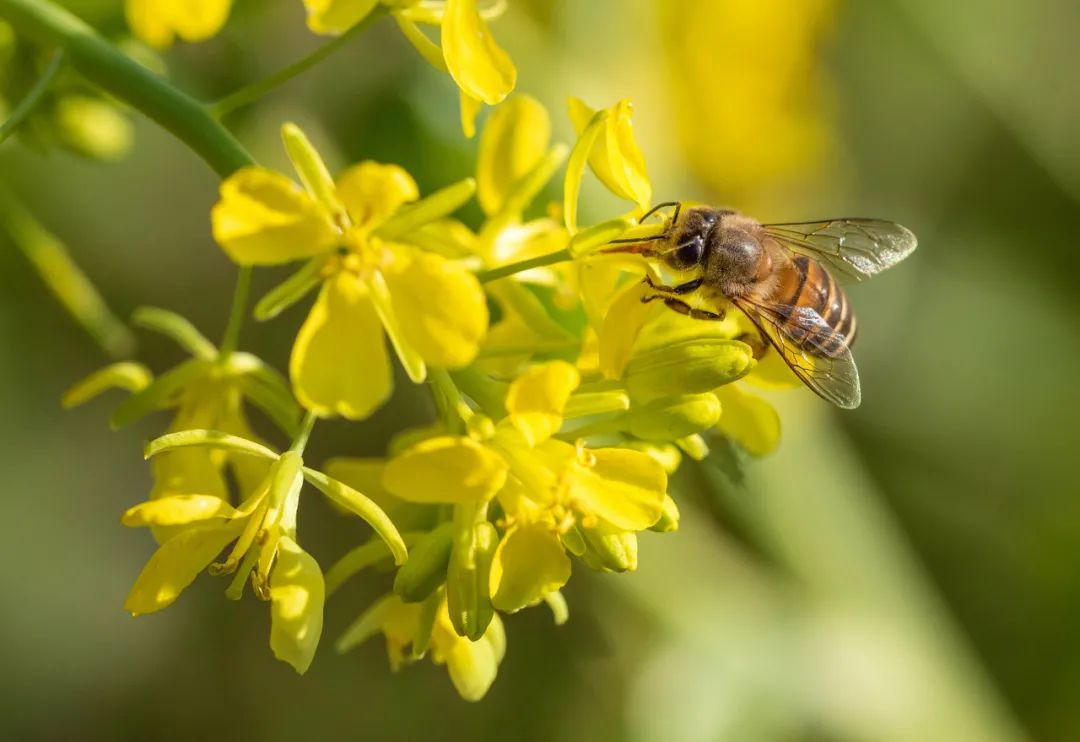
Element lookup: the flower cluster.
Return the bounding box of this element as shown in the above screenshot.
[124,0,514,135]
[42,0,798,703]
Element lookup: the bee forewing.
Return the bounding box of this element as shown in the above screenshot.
[762,218,917,282]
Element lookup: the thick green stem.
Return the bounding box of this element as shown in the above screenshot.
[0,47,64,144]
[210,7,388,118]
[476,248,572,284]
[289,411,318,455]
[0,0,253,176]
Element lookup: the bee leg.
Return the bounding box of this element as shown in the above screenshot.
[642,292,726,321]
[643,276,703,295]
[736,330,769,359]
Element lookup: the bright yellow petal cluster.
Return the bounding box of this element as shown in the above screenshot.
[301,0,516,136]
[211,124,487,420]
[126,0,232,48]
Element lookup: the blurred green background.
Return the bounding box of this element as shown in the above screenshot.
[2,0,1078,740]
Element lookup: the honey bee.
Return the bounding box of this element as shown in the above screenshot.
[605,203,917,409]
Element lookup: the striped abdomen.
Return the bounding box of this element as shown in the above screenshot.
[769,255,856,358]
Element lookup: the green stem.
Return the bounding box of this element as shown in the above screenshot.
[0,0,253,177]
[0,180,135,358]
[218,266,252,359]
[0,47,64,144]
[476,248,572,284]
[289,410,318,455]
[209,7,388,118]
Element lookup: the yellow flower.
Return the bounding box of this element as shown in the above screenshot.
[211,123,487,420]
[302,0,516,136]
[658,0,837,204]
[336,592,505,701]
[381,362,669,612]
[126,0,231,49]
[567,97,652,218]
[63,308,299,541]
[123,430,407,674]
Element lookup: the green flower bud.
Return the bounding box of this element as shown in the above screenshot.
[649,494,680,533]
[446,504,497,640]
[55,95,133,161]
[623,338,754,403]
[626,392,722,441]
[582,529,638,573]
[393,522,454,602]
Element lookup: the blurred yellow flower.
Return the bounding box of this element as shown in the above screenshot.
[211,123,487,419]
[659,0,837,201]
[126,0,231,48]
[302,0,516,136]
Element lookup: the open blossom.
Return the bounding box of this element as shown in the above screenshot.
[211,123,487,419]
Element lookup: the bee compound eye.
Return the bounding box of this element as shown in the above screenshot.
[673,239,703,268]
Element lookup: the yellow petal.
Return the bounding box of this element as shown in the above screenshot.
[124,520,244,615]
[568,97,652,211]
[432,605,505,701]
[121,495,238,527]
[442,0,516,105]
[505,361,580,446]
[598,279,658,379]
[566,445,667,532]
[476,95,551,216]
[335,162,418,231]
[290,273,393,420]
[489,523,570,613]
[125,0,174,48]
[382,437,507,504]
[382,248,488,368]
[303,0,378,35]
[713,384,782,457]
[460,90,484,139]
[168,0,232,43]
[269,537,326,674]
[211,168,337,266]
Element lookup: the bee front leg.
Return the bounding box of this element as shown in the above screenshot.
[643,275,704,295]
[641,292,726,321]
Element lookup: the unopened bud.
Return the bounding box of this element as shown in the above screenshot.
[447,506,497,640]
[624,339,754,403]
[393,522,454,602]
[626,393,721,441]
[582,529,638,573]
[649,495,680,533]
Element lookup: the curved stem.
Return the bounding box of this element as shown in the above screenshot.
[0,0,253,177]
[210,7,388,118]
[218,266,252,359]
[0,47,64,144]
[475,248,572,284]
[289,411,318,455]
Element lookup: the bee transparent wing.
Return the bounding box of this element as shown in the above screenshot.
[762,218,917,282]
[735,297,861,409]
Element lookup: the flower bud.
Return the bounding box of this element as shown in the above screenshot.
[446,505,497,640]
[582,529,638,573]
[649,495,680,533]
[623,339,754,403]
[625,393,722,441]
[393,522,454,603]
